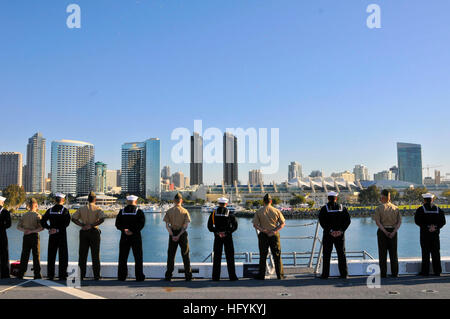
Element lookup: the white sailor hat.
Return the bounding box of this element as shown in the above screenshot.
[422,193,435,199]
[327,191,339,197]
[217,197,229,204]
[0,196,6,202]
[126,195,139,201]
[55,193,66,199]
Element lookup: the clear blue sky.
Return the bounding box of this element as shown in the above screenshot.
[1,0,449,184]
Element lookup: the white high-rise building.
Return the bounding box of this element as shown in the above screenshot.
[25,132,46,193]
[249,169,263,185]
[288,162,302,181]
[51,140,95,196]
[0,152,23,189]
[353,164,370,181]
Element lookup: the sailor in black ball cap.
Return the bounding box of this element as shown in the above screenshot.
[415,193,446,276]
[207,197,238,281]
[318,191,351,279]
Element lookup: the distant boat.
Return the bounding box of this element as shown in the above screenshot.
[142,205,162,214]
[201,204,215,214]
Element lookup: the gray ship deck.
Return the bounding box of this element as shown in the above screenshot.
[1,274,450,299]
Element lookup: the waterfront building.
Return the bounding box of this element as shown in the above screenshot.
[309,170,322,178]
[223,132,238,186]
[95,162,107,193]
[288,162,302,181]
[353,164,370,181]
[397,142,423,185]
[172,172,185,189]
[51,140,95,196]
[190,132,203,185]
[374,170,394,181]
[121,138,161,199]
[106,169,120,191]
[24,132,46,193]
[0,152,23,189]
[249,169,263,185]
[331,171,355,182]
[161,166,171,180]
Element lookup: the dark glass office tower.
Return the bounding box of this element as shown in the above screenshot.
[190,132,203,185]
[397,142,423,185]
[223,132,238,186]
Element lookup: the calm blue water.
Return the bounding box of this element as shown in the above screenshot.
[6,210,450,262]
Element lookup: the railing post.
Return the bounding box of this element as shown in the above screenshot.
[293,252,297,266]
[309,221,321,268]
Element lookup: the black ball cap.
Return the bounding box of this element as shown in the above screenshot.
[174,193,183,200]
[263,193,272,202]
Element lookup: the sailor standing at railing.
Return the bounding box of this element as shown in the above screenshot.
[318,191,351,279]
[115,195,146,282]
[253,193,286,280]
[414,193,446,276]
[0,196,11,278]
[40,193,71,281]
[207,197,238,281]
[163,193,193,282]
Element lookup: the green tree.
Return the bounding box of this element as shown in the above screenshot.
[442,189,450,201]
[307,199,315,208]
[358,185,380,205]
[387,188,400,202]
[272,197,281,205]
[2,184,26,209]
[402,187,428,204]
[289,195,306,206]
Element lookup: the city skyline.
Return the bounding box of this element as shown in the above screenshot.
[1,132,448,188]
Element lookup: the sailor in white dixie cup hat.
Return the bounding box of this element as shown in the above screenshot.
[40,191,71,280]
[415,192,446,276]
[115,195,146,281]
[327,191,339,197]
[318,190,351,279]
[0,195,11,278]
[126,195,139,202]
[207,196,238,281]
[217,197,229,204]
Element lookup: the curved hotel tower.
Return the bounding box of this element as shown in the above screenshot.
[51,140,95,197]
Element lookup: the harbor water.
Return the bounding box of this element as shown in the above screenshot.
[5,209,450,263]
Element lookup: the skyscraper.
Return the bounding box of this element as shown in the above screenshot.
[51,140,95,196]
[121,138,161,198]
[161,166,171,180]
[223,132,238,185]
[24,132,46,193]
[95,162,107,193]
[121,142,146,197]
[172,171,185,189]
[397,142,423,185]
[374,170,394,181]
[145,138,161,198]
[353,164,369,181]
[106,169,120,190]
[0,152,23,189]
[288,162,302,181]
[190,132,203,185]
[249,169,263,185]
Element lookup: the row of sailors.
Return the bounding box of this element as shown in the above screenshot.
[0,190,445,281]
